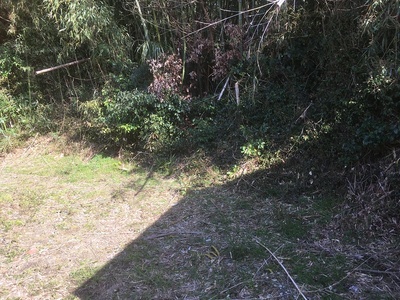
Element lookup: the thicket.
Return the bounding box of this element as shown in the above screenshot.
[1,0,399,235]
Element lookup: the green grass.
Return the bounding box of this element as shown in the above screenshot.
[0,128,25,153]
[0,242,24,262]
[70,263,101,285]
[280,217,310,239]
[18,189,44,211]
[11,154,127,183]
[291,251,348,292]
[0,218,26,231]
[227,242,266,260]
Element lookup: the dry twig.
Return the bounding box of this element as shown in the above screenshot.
[255,238,308,300]
[144,231,202,240]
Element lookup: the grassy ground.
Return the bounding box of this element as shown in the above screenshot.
[0,135,398,299]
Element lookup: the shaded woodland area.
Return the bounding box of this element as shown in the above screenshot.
[1,0,400,298]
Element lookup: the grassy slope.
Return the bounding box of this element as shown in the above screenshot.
[0,135,398,299]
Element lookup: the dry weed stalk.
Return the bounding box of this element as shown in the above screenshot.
[342,151,400,236]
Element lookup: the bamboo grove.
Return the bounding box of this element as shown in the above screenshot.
[1,0,399,169]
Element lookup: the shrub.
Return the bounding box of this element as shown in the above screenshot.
[148,54,183,100]
[80,89,188,152]
[0,90,34,151]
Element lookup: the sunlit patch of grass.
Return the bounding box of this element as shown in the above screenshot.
[12,153,128,184]
[0,192,13,203]
[0,189,44,230]
[60,155,124,183]
[1,137,186,299]
[18,189,43,212]
[0,218,25,231]
[0,128,26,153]
[0,242,24,262]
[70,263,101,285]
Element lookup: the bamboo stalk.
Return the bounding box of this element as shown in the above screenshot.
[135,0,150,43]
[35,58,90,75]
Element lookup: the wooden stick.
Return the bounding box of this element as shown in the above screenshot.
[357,268,400,275]
[255,238,308,300]
[144,231,202,240]
[35,58,90,75]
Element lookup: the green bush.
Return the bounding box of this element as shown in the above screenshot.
[0,90,20,131]
[0,90,31,151]
[80,89,189,152]
[0,90,55,136]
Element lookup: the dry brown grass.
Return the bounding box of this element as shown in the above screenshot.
[0,135,180,299]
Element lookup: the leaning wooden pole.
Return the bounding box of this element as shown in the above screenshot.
[35,58,90,75]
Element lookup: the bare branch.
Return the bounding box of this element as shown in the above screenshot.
[295,102,313,123]
[184,2,276,38]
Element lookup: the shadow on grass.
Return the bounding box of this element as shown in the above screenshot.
[72,164,312,299]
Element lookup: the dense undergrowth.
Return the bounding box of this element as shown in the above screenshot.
[1,0,399,246]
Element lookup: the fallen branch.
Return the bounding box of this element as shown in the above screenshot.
[219,281,246,295]
[35,58,90,75]
[144,231,202,240]
[295,102,313,123]
[255,238,308,300]
[357,268,400,275]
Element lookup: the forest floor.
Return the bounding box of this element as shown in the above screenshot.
[0,135,398,299]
